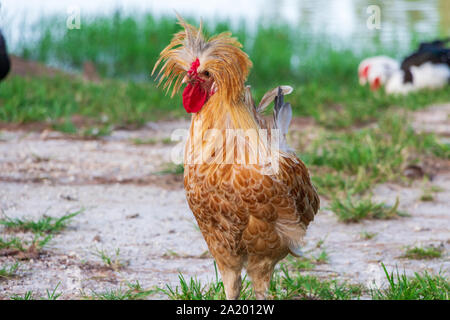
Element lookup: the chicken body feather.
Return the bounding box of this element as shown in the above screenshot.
[153,15,320,299]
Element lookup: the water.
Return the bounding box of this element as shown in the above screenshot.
[0,0,448,54]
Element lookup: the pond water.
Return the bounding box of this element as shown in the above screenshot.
[0,0,448,52]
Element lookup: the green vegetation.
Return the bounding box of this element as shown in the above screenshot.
[419,193,434,202]
[360,231,378,240]
[419,184,444,202]
[159,263,253,300]
[160,263,362,300]
[160,262,449,300]
[132,137,174,145]
[3,75,450,135]
[3,13,450,133]
[302,114,449,197]
[401,246,444,260]
[0,210,83,234]
[10,282,62,300]
[156,163,185,175]
[329,197,404,223]
[0,236,26,251]
[0,234,52,258]
[0,75,185,133]
[10,291,34,300]
[44,282,63,300]
[371,264,449,300]
[285,249,329,271]
[271,266,363,300]
[0,210,80,264]
[93,247,126,271]
[131,137,158,145]
[0,262,19,279]
[161,272,242,300]
[84,281,156,300]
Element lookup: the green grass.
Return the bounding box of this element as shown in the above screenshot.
[271,265,363,300]
[131,138,158,145]
[3,12,450,132]
[285,249,329,271]
[419,184,444,202]
[44,282,63,300]
[160,263,362,300]
[160,262,449,300]
[419,193,434,202]
[84,281,156,300]
[0,262,20,279]
[10,282,62,300]
[93,247,126,271]
[329,197,404,223]
[360,231,378,240]
[0,75,185,131]
[155,163,185,175]
[285,256,316,271]
[159,262,253,300]
[401,246,444,260]
[3,76,450,136]
[14,12,448,90]
[371,264,449,300]
[0,209,83,234]
[0,213,55,260]
[302,114,449,196]
[10,291,34,300]
[313,250,329,264]
[0,234,52,256]
[161,273,230,300]
[14,13,362,85]
[131,137,174,145]
[0,236,26,251]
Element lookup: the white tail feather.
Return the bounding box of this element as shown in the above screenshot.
[257,85,293,113]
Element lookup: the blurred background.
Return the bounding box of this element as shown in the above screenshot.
[0,0,449,126]
[2,0,450,77]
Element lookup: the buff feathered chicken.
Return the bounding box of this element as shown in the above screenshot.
[152,15,319,300]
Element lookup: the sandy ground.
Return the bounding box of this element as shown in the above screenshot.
[0,106,449,300]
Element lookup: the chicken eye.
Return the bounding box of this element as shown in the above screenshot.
[203,71,210,77]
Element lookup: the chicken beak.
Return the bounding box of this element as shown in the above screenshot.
[182,75,197,85]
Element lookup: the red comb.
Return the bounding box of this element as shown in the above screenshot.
[188,58,200,76]
[361,65,370,78]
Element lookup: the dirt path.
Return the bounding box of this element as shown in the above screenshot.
[0,108,449,299]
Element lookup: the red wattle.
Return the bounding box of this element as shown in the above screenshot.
[182,83,208,113]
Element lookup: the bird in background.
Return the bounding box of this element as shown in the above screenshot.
[358,55,400,90]
[358,38,450,94]
[0,29,11,81]
[152,15,319,299]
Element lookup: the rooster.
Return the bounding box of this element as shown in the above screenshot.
[152,15,319,300]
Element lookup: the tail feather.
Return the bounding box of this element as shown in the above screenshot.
[257,85,293,113]
[247,85,295,153]
[273,87,294,153]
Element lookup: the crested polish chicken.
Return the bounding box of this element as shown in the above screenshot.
[152,16,319,300]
